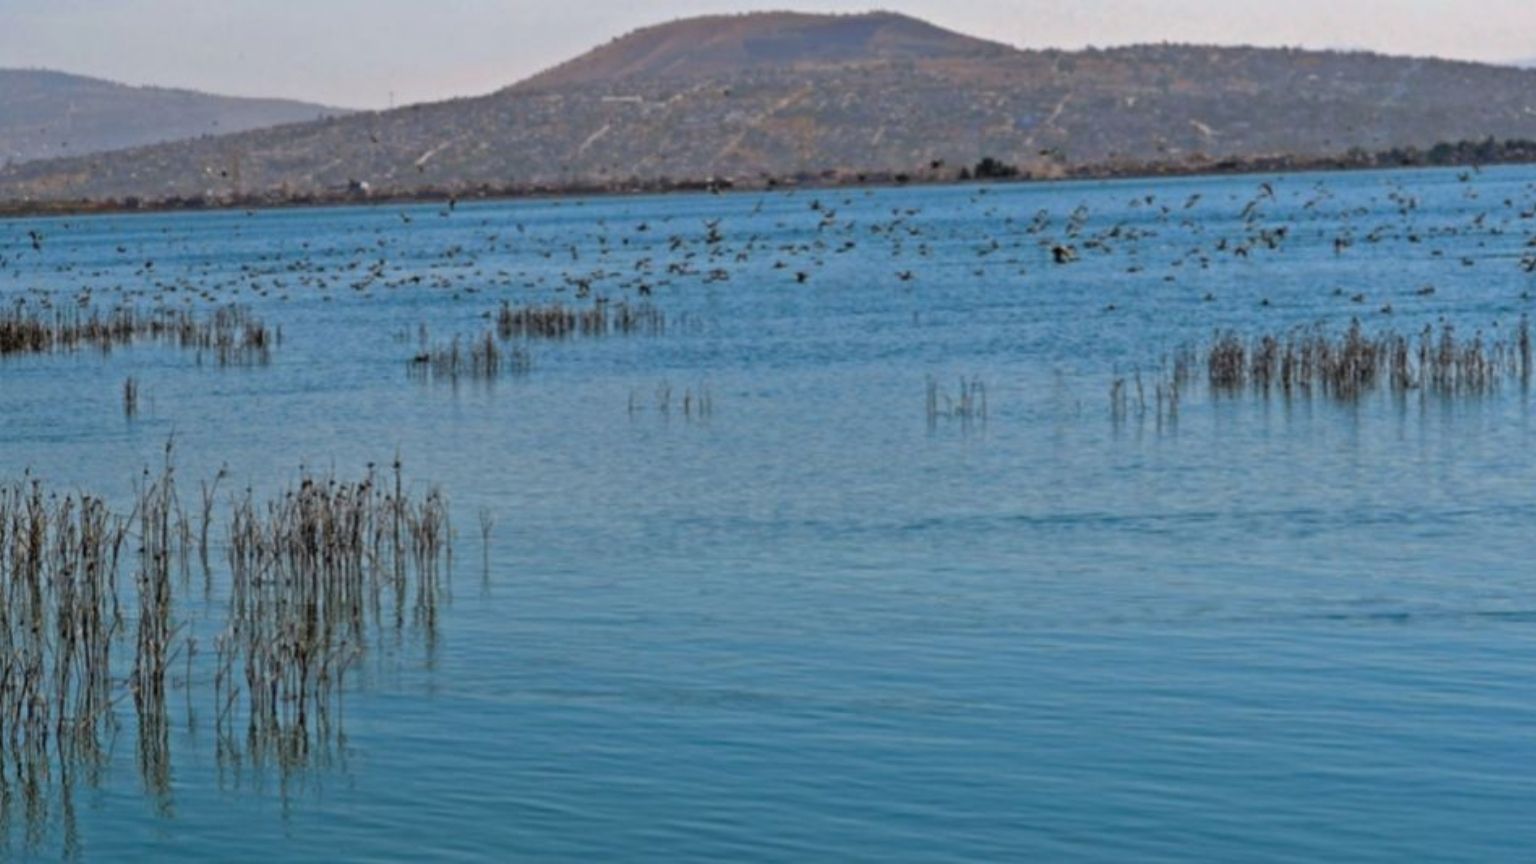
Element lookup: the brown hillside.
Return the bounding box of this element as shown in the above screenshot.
[519,11,1012,88]
[6,14,1536,203]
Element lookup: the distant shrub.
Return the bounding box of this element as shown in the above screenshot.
[972,157,1020,180]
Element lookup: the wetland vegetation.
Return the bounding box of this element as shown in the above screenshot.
[0,446,449,848]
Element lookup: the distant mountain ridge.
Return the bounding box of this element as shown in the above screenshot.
[5,13,1536,203]
[0,69,348,165]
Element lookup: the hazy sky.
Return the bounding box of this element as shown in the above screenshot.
[2,0,1533,109]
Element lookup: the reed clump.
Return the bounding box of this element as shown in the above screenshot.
[477,508,495,583]
[926,376,988,424]
[131,454,182,812]
[0,450,454,825]
[1206,317,1532,400]
[0,449,189,823]
[495,300,665,340]
[1111,347,1192,426]
[628,381,714,420]
[0,302,277,366]
[123,377,140,418]
[410,331,531,381]
[217,461,451,757]
[0,478,128,770]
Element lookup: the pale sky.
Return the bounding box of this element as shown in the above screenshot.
[1,0,1532,109]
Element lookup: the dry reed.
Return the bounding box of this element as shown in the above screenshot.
[0,448,454,827]
[629,381,714,419]
[410,331,531,381]
[1205,317,1531,400]
[495,300,665,340]
[123,377,139,418]
[926,376,988,424]
[0,302,277,366]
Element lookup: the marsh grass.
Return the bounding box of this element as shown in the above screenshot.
[926,376,988,425]
[0,303,276,366]
[123,377,139,419]
[1205,317,1532,400]
[1111,354,1189,427]
[410,331,532,382]
[496,300,665,340]
[1110,319,1529,424]
[0,448,453,841]
[216,459,450,763]
[407,299,667,382]
[628,381,713,420]
[477,508,495,584]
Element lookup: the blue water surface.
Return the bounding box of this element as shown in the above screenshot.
[1,166,1534,862]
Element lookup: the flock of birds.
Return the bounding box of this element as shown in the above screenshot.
[1,170,1535,348]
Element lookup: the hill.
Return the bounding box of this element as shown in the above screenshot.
[0,69,348,166]
[520,11,1012,87]
[5,13,1536,203]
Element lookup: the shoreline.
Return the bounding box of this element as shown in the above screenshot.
[4,139,1535,221]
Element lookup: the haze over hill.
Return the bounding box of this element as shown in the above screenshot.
[5,12,1536,203]
[0,69,348,166]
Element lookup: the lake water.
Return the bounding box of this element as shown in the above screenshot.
[2,166,1534,861]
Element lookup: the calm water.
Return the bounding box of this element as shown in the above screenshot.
[2,166,1535,861]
